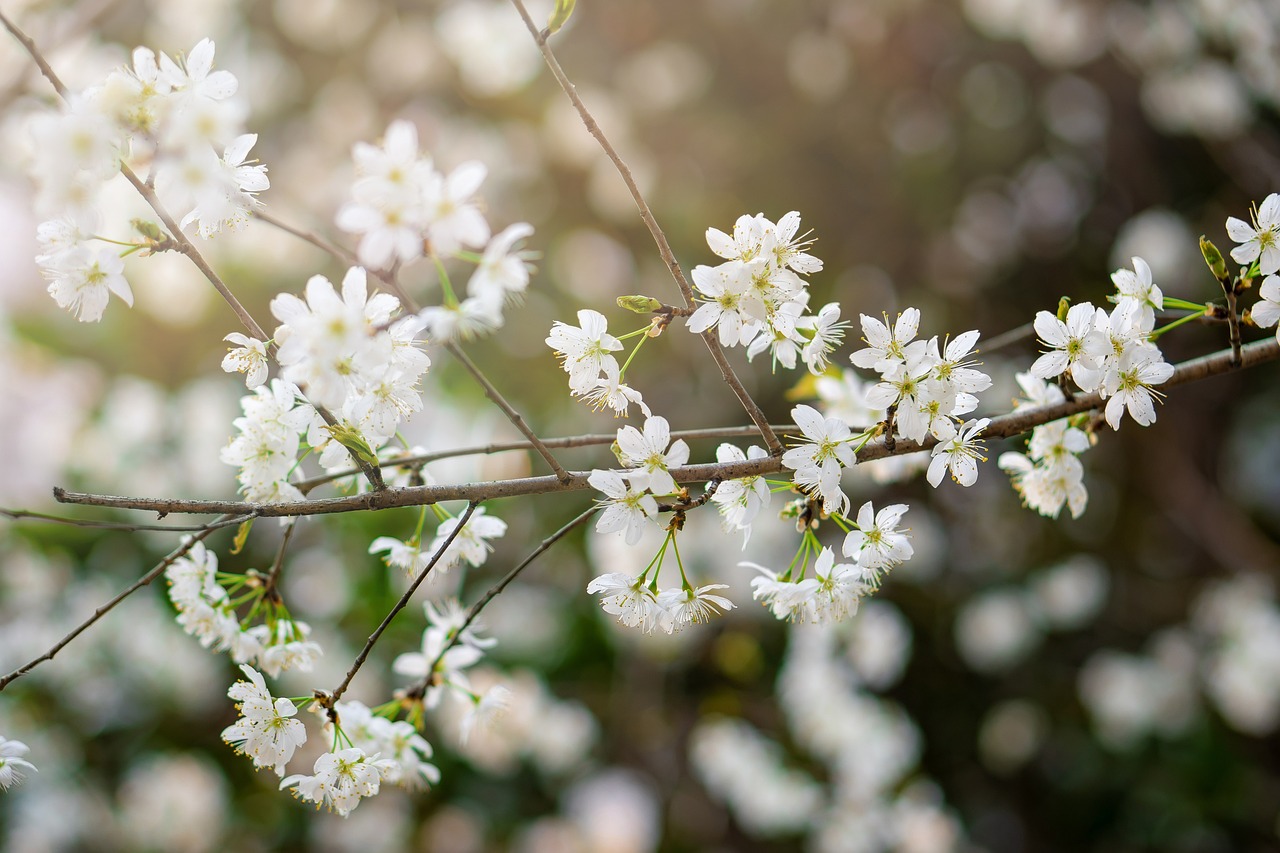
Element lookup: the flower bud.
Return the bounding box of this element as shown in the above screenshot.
[548,0,576,34]
[617,295,663,314]
[1199,235,1230,284]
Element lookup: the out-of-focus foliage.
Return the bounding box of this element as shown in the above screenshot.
[1,0,1279,851]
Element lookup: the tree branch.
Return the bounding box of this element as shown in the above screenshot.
[323,502,479,714]
[408,505,596,700]
[446,341,573,483]
[0,514,245,692]
[295,423,802,492]
[506,0,781,455]
[49,337,1280,518]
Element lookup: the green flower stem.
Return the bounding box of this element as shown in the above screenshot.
[669,530,691,588]
[618,332,649,380]
[1163,297,1208,311]
[433,256,459,308]
[638,533,669,584]
[615,326,652,342]
[1150,307,1209,340]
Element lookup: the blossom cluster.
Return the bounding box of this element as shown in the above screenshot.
[392,600,509,733]
[166,541,322,675]
[370,506,508,576]
[336,119,535,343]
[546,309,648,417]
[1026,256,1173,430]
[220,267,431,499]
[586,570,735,635]
[689,212,845,373]
[998,373,1094,519]
[850,310,993,445]
[32,39,266,322]
[746,502,913,624]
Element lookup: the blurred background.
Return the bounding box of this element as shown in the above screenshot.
[2,0,1280,850]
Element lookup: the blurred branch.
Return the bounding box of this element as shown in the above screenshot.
[507,0,782,456]
[408,505,597,701]
[50,336,1280,518]
[446,341,573,483]
[323,502,479,715]
[0,514,246,692]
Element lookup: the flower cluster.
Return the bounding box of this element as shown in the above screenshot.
[546,309,649,417]
[587,568,736,635]
[393,601,500,714]
[335,120,535,342]
[850,310,993,445]
[280,748,396,818]
[688,212,846,373]
[998,373,1093,519]
[31,40,266,322]
[328,701,440,790]
[220,266,432,498]
[1028,256,1174,430]
[220,664,308,776]
[745,502,913,623]
[370,506,508,576]
[166,541,322,674]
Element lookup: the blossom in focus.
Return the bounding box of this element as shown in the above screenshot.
[1226,193,1280,275]
[220,664,308,776]
[280,748,395,817]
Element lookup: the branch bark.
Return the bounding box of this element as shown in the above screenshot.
[49,337,1280,518]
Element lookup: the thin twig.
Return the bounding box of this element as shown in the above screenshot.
[323,502,479,713]
[507,0,781,455]
[0,514,242,692]
[51,337,1280,518]
[295,423,802,491]
[446,341,573,482]
[980,322,1035,354]
[0,507,247,532]
[261,519,297,597]
[408,505,596,700]
[255,209,359,267]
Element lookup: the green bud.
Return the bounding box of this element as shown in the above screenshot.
[1055,296,1072,322]
[547,0,576,34]
[1200,235,1229,283]
[132,219,165,242]
[610,439,625,467]
[617,295,662,314]
[323,424,380,466]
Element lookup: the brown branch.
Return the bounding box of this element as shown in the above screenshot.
[323,502,479,713]
[295,423,802,492]
[51,337,1280,518]
[507,0,781,456]
[255,209,359,267]
[408,505,596,700]
[446,341,573,483]
[0,514,244,692]
[0,507,247,533]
